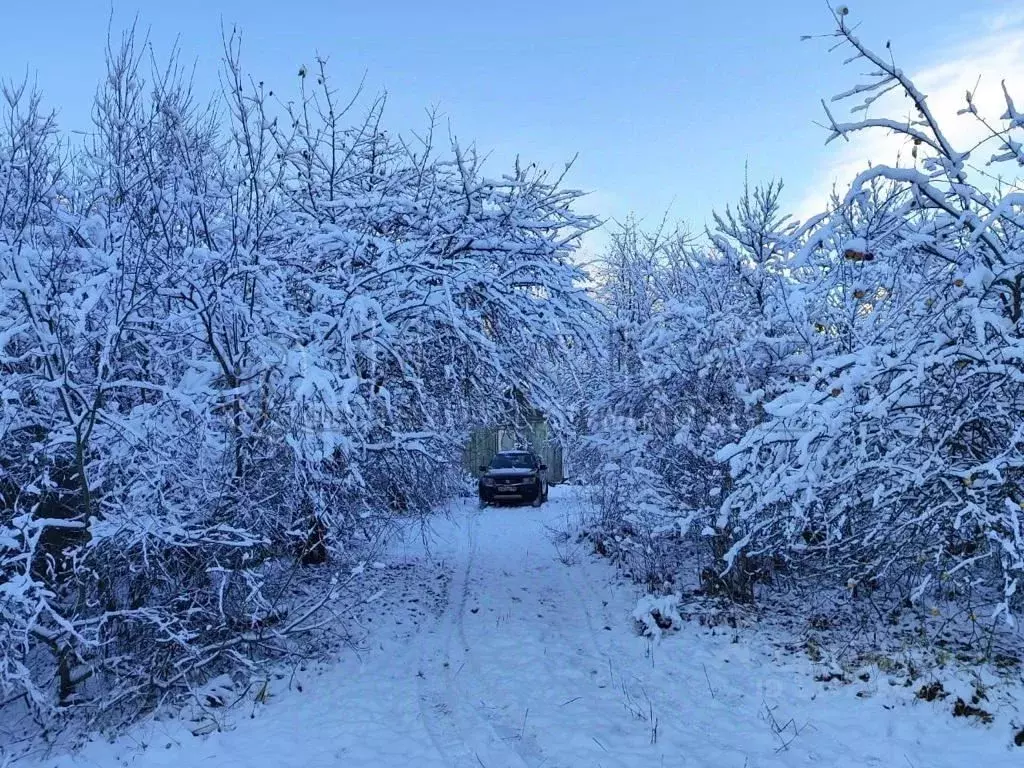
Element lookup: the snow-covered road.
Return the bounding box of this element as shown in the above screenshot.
[33,487,1016,767]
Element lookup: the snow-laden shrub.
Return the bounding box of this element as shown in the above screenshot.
[0,34,598,723]
[583,415,677,587]
[633,593,683,640]
[584,8,1024,628]
[719,10,1024,622]
[579,184,803,599]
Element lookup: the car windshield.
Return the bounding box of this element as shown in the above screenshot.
[489,453,536,470]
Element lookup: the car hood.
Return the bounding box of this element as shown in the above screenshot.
[483,468,536,479]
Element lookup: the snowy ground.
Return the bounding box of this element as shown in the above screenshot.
[16,486,1022,767]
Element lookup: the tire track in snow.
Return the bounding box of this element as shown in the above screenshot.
[447,508,541,768]
[451,510,551,768]
[532,542,635,768]
[458,502,634,768]
[416,505,532,768]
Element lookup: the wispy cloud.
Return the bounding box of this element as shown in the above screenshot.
[794,13,1024,220]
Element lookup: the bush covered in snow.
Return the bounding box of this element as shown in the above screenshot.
[0,31,597,725]
[581,9,1024,630]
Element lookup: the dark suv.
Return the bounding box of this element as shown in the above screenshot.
[478,450,548,506]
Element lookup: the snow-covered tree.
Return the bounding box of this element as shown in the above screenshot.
[581,184,803,594]
[582,8,1024,626]
[0,28,598,724]
[718,9,1024,620]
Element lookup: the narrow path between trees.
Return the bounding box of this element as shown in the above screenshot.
[40,487,1008,767]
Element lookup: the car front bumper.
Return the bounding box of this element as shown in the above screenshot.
[479,482,540,503]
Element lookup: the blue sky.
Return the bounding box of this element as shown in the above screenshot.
[2,1,1022,250]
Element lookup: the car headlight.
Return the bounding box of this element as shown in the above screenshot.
[481,477,496,487]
